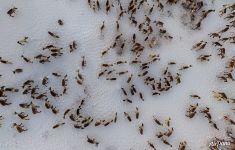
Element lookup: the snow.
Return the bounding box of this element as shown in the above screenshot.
[0,0,234,150]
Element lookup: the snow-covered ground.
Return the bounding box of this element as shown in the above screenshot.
[0,0,234,150]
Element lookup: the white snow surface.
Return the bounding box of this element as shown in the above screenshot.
[0,0,234,150]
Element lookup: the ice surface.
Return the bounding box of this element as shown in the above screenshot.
[0,0,234,150]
